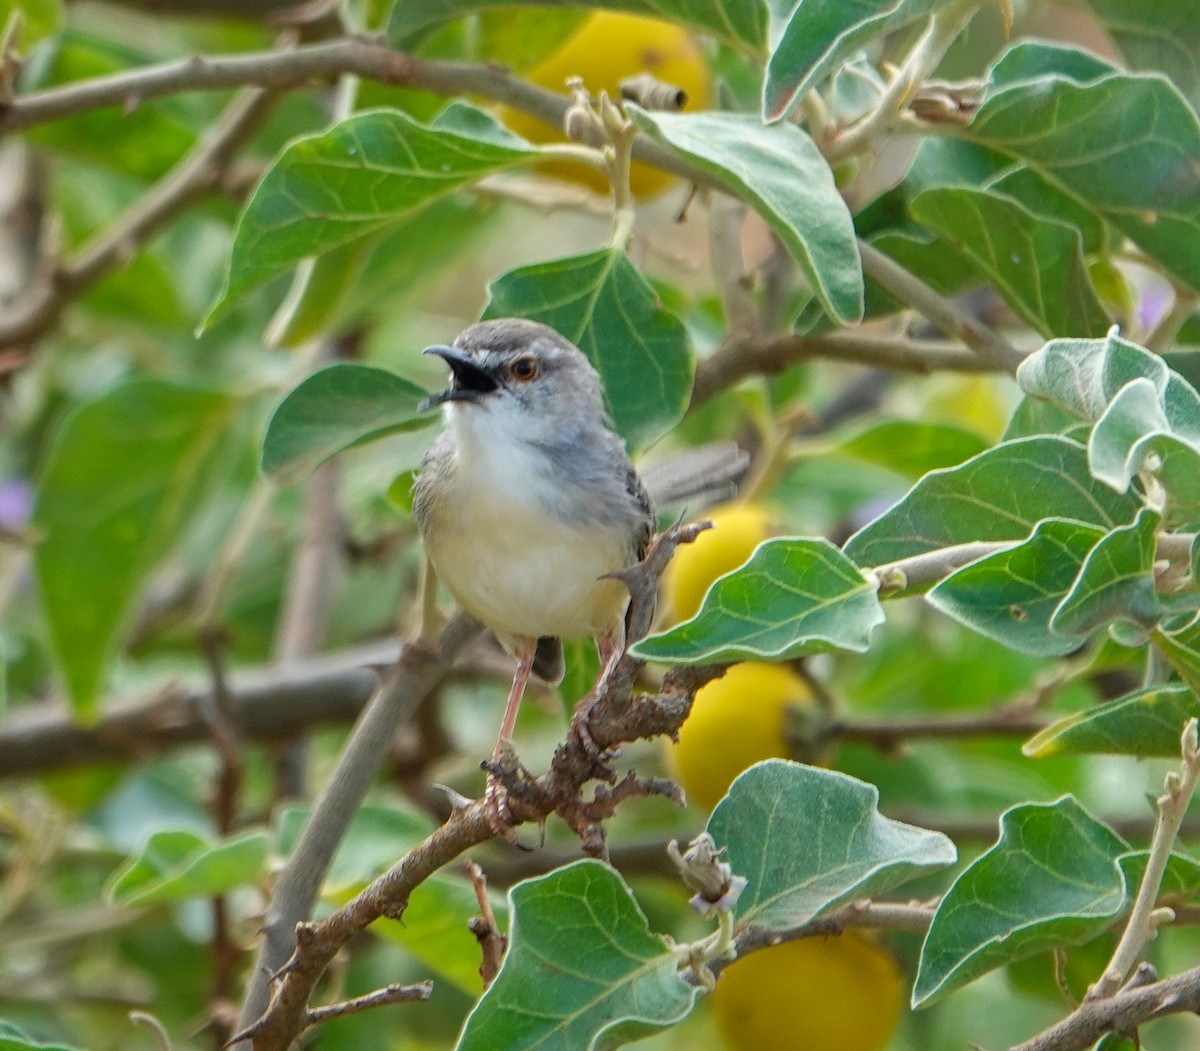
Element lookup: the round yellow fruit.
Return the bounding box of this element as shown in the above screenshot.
[498,11,711,198]
[711,933,905,1051]
[667,662,812,811]
[663,502,772,623]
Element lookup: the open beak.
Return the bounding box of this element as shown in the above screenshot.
[419,345,500,410]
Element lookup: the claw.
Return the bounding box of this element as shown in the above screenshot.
[483,773,532,850]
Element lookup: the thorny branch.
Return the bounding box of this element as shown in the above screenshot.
[232,521,722,1051]
[1,32,1021,380]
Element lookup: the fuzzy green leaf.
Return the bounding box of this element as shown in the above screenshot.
[456,860,697,1051]
[966,49,1200,293]
[1024,684,1200,758]
[763,0,953,121]
[928,518,1105,656]
[710,761,956,932]
[909,186,1110,338]
[914,797,1128,1007]
[108,829,270,907]
[627,107,863,324]
[843,436,1141,567]
[631,538,884,664]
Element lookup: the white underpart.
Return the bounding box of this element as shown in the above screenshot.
[423,399,631,643]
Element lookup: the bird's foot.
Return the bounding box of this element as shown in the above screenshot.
[481,740,538,849]
[568,694,618,782]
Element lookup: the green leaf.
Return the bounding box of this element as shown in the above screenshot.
[631,537,884,664]
[1025,684,1200,759]
[33,379,238,717]
[261,364,435,482]
[986,166,1107,255]
[966,49,1200,293]
[913,797,1128,1007]
[626,107,863,324]
[456,860,698,1051]
[834,419,989,478]
[482,249,694,452]
[387,0,767,52]
[843,436,1142,567]
[1002,395,1088,442]
[476,8,588,72]
[107,829,270,907]
[1016,330,1185,423]
[209,105,534,318]
[1087,0,1200,106]
[1050,508,1163,637]
[1154,616,1200,697]
[989,40,1117,86]
[928,518,1105,656]
[275,803,433,894]
[1118,849,1200,900]
[375,875,507,994]
[1087,379,1200,517]
[0,1021,78,1051]
[709,761,956,932]
[909,186,1110,338]
[762,0,952,121]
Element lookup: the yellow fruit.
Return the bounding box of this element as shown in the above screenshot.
[498,11,711,198]
[667,662,813,811]
[711,934,905,1051]
[663,502,772,623]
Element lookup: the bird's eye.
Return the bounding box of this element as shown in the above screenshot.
[509,357,540,382]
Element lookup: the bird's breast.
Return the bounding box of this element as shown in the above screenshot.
[420,440,634,641]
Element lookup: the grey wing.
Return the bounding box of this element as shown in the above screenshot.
[627,464,655,561]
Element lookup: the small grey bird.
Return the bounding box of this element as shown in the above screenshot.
[413,318,655,832]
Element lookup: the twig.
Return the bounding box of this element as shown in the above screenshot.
[465,860,506,989]
[689,330,992,408]
[857,241,1026,373]
[234,522,720,1050]
[706,192,756,337]
[825,0,980,162]
[230,612,483,1048]
[698,899,935,985]
[197,630,247,1041]
[302,981,433,1026]
[129,1011,173,1051]
[1144,286,1197,353]
[1089,719,1200,1000]
[0,85,274,351]
[1008,963,1200,1051]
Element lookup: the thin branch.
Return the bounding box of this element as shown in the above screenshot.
[824,0,980,162]
[302,981,433,1027]
[1089,719,1200,999]
[701,899,935,985]
[231,612,483,1048]
[835,707,1049,748]
[690,330,991,408]
[1008,963,1200,1051]
[234,523,720,1050]
[0,85,274,350]
[858,240,1026,373]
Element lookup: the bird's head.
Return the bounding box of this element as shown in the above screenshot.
[420,318,606,444]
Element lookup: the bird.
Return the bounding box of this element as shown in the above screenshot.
[412,318,656,835]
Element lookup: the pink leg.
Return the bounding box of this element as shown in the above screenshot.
[485,639,536,840]
[570,624,626,763]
